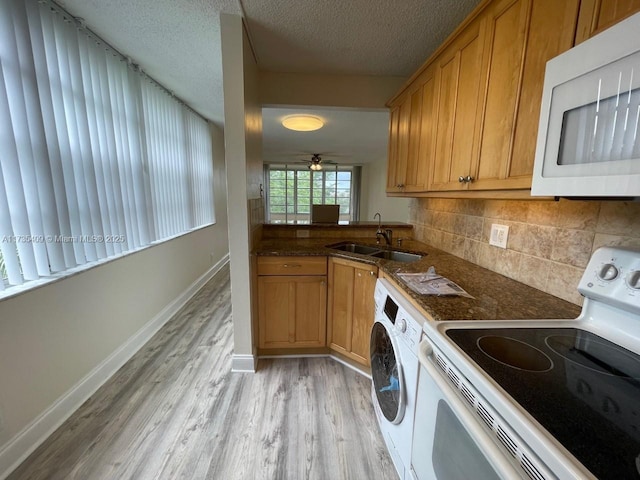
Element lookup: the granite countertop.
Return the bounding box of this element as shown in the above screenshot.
[255,237,582,322]
[263,221,412,228]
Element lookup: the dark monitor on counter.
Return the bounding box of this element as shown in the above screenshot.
[311,204,340,223]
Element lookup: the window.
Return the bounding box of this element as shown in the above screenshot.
[267,165,360,223]
[0,0,214,295]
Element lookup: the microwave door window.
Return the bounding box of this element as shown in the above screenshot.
[558,85,640,167]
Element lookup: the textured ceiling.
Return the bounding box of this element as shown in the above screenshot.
[242,0,482,76]
[56,0,482,126]
[262,107,389,165]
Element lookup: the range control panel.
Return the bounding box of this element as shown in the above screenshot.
[579,247,640,310]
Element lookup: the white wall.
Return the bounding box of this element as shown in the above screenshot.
[360,158,410,222]
[0,124,229,478]
[220,14,263,372]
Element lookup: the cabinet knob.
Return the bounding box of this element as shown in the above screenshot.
[465,175,474,183]
[369,271,376,276]
[458,176,465,183]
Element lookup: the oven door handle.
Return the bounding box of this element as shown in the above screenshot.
[417,339,524,479]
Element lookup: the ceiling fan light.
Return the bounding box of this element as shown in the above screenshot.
[282,115,324,132]
[309,163,322,171]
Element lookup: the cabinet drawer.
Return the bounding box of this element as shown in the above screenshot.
[257,256,327,276]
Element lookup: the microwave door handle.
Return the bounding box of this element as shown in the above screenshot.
[417,340,524,479]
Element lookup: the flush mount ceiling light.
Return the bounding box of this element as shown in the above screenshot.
[282,115,324,132]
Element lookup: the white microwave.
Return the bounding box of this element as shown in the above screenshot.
[531,12,640,198]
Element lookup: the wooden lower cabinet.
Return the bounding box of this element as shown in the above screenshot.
[257,257,327,349]
[327,257,378,366]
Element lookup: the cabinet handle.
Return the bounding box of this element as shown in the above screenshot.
[283,264,302,268]
[369,271,376,276]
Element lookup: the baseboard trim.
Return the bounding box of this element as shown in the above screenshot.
[0,254,229,480]
[231,354,257,373]
[257,353,371,379]
[330,355,371,379]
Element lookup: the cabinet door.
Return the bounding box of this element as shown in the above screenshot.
[386,105,401,192]
[472,0,530,190]
[293,276,327,347]
[350,263,378,365]
[430,17,486,191]
[327,260,354,352]
[258,275,326,349]
[508,0,580,183]
[327,258,377,366]
[405,67,439,193]
[258,276,293,348]
[471,0,580,190]
[386,98,410,192]
[575,0,640,44]
[387,86,423,193]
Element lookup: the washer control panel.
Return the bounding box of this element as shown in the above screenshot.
[579,247,640,310]
[374,279,424,350]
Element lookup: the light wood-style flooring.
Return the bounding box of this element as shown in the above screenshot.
[8,265,395,480]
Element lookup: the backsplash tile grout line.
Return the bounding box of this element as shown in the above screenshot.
[409,198,640,306]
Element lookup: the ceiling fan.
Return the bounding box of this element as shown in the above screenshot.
[297,153,337,171]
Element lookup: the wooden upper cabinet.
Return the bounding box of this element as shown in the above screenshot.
[386,105,401,192]
[429,17,486,191]
[412,67,439,193]
[575,0,640,44]
[471,0,580,190]
[384,0,627,197]
[508,0,581,182]
[386,81,425,193]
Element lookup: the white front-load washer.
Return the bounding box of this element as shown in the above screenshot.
[370,278,423,480]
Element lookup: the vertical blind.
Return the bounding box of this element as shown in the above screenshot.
[0,0,215,292]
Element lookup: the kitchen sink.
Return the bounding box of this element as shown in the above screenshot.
[329,243,382,255]
[370,250,422,263]
[326,242,424,263]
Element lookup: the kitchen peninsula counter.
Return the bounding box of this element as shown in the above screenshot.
[255,236,582,323]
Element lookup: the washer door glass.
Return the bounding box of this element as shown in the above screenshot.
[370,321,405,424]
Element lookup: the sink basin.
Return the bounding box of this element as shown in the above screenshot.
[327,242,424,263]
[370,250,422,263]
[329,243,381,255]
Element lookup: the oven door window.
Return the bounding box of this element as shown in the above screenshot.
[370,321,405,424]
[432,400,500,480]
[412,364,505,480]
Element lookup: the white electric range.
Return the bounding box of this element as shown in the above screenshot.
[412,246,640,479]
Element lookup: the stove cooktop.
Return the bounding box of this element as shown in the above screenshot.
[447,327,640,480]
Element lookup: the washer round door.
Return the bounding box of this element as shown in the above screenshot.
[370,320,405,424]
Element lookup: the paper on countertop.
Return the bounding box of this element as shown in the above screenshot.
[398,266,474,298]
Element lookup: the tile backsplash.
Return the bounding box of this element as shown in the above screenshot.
[409,198,640,305]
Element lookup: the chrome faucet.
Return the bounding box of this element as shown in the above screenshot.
[374,212,393,246]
